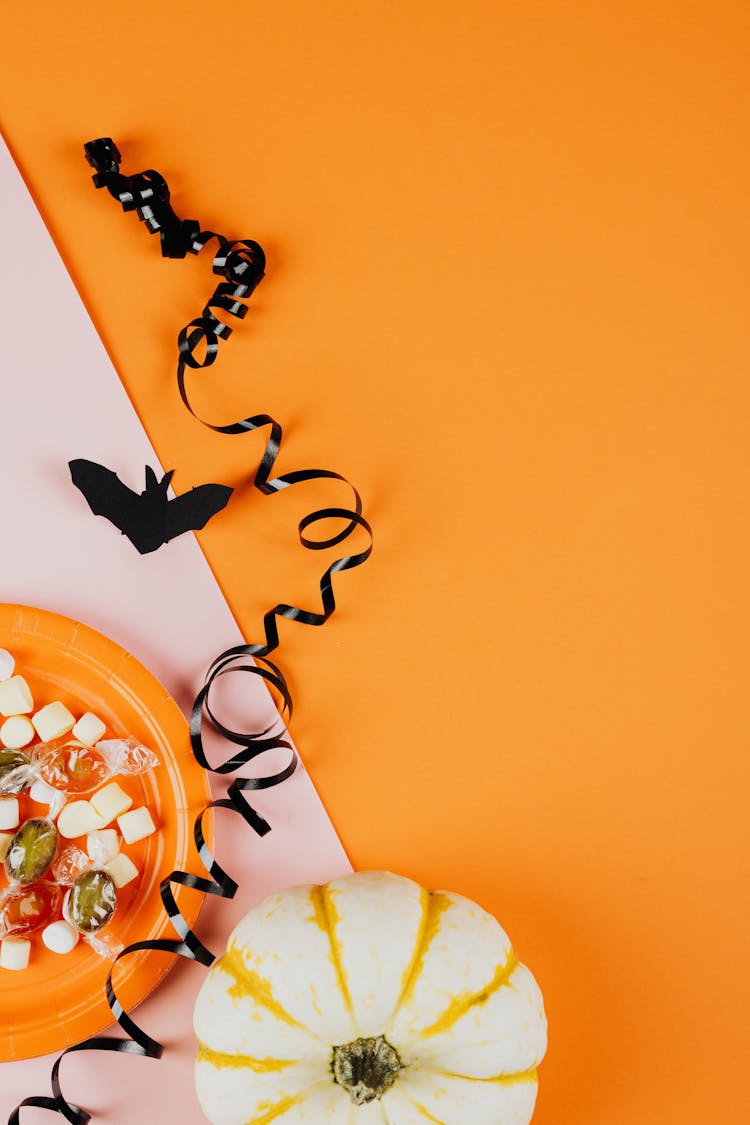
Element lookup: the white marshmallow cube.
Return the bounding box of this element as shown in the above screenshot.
[117,807,156,845]
[57,799,104,839]
[0,797,19,831]
[0,715,34,749]
[0,831,13,861]
[107,852,139,889]
[42,920,79,955]
[0,676,33,717]
[32,702,76,743]
[0,650,15,681]
[91,782,132,826]
[0,938,31,971]
[86,829,120,865]
[72,712,106,746]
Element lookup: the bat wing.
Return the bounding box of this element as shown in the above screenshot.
[68,459,140,533]
[164,483,233,541]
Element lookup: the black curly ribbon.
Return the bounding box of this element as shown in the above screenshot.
[9,139,372,1124]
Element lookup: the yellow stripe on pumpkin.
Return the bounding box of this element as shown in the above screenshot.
[417,951,519,1039]
[413,1103,448,1124]
[435,1066,538,1086]
[244,1092,304,1124]
[196,1044,297,1073]
[244,1081,336,1125]
[309,885,358,1030]
[219,946,310,1031]
[387,891,451,1026]
[408,1070,535,1125]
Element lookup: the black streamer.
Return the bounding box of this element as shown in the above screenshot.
[9,139,372,1124]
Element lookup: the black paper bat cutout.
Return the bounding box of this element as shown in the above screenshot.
[68,459,233,554]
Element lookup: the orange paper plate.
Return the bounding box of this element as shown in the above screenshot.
[0,603,213,1061]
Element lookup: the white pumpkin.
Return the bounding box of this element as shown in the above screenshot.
[194,871,547,1125]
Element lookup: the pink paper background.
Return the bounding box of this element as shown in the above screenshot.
[0,135,351,1121]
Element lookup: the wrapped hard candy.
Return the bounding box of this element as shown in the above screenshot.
[0,881,62,938]
[35,737,159,796]
[0,749,32,794]
[4,818,59,885]
[37,742,110,794]
[55,846,120,938]
[66,869,117,935]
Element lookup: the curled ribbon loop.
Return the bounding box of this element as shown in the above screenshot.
[9,139,371,1123]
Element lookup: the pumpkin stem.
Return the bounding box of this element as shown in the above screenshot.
[331,1034,403,1105]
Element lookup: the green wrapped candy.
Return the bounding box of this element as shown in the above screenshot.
[4,817,59,884]
[69,869,117,934]
[0,748,31,791]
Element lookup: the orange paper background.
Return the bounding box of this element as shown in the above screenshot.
[2,2,750,1121]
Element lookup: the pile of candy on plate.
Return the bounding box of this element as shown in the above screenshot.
[0,647,160,971]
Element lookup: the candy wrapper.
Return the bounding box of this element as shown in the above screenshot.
[54,844,123,959]
[0,749,33,795]
[0,737,159,816]
[3,816,59,885]
[0,881,63,939]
